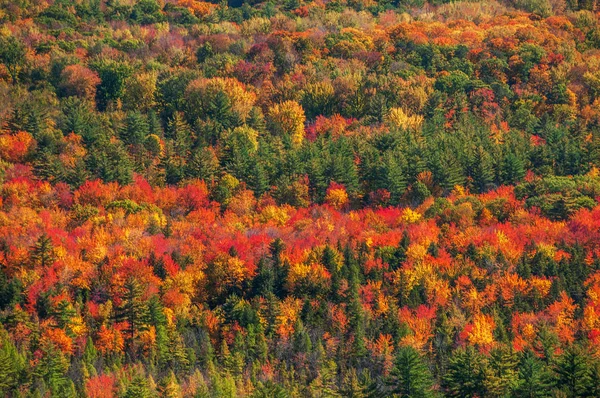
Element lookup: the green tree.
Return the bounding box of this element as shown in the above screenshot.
[30,233,56,268]
[514,350,552,398]
[124,375,152,398]
[469,146,494,193]
[116,277,148,359]
[386,345,435,398]
[91,59,133,110]
[443,346,488,398]
[485,346,518,397]
[0,36,26,83]
[554,346,592,398]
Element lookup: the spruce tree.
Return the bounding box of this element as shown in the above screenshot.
[30,233,56,268]
[443,346,488,398]
[514,350,552,398]
[554,346,592,398]
[469,146,494,193]
[485,346,518,397]
[386,345,435,398]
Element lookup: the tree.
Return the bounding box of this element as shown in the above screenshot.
[514,350,552,398]
[252,381,289,398]
[159,371,182,398]
[309,359,342,397]
[122,72,158,112]
[469,146,494,193]
[30,233,56,268]
[501,153,525,186]
[0,328,25,396]
[116,277,148,358]
[386,345,435,398]
[121,111,149,147]
[0,36,26,83]
[59,64,101,102]
[87,139,134,185]
[485,346,519,397]
[554,346,592,398]
[267,100,306,148]
[91,59,133,110]
[124,375,153,398]
[443,346,488,398]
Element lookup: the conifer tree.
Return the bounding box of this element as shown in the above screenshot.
[443,346,488,398]
[514,350,552,398]
[554,346,592,398]
[31,233,55,268]
[386,345,435,398]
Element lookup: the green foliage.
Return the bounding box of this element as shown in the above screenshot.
[386,345,435,398]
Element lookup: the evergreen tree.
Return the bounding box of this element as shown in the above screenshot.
[469,146,494,193]
[124,375,152,398]
[514,350,552,398]
[252,381,289,398]
[501,153,525,185]
[485,346,518,397]
[340,368,368,398]
[30,233,55,268]
[167,112,193,155]
[0,35,26,83]
[554,346,592,398]
[0,328,25,396]
[310,359,341,397]
[121,111,149,147]
[386,345,435,398]
[116,277,148,359]
[443,346,488,398]
[159,371,182,398]
[187,146,220,182]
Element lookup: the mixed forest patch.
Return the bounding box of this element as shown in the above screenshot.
[2,0,600,396]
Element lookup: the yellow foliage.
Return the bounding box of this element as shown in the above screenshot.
[384,107,423,130]
[276,297,302,339]
[468,314,495,347]
[259,205,290,225]
[230,126,259,153]
[325,187,349,210]
[406,243,427,263]
[268,100,306,148]
[401,208,421,224]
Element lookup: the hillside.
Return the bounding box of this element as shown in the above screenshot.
[2,0,600,396]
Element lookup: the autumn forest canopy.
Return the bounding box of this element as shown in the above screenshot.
[4,0,600,396]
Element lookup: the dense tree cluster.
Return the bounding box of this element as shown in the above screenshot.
[3,0,600,396]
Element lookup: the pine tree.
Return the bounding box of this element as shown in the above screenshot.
[188,147,220,182]
[159,371,182,398]
[500,153,525,185]
[168,112,193,155]
[443,346,488,398]
[469,146,494,193]
[554,346,592,398]
[116,277,148,359]
[485,346,518,397]
[124,375,152,398]
[35,344,76,398]
[248,107,267,132]
[348,257,367,361]
[514,350,552,398]
[309,359,342,397]
[0,328,24,396]
[386,345,435,398]
[340,368,368,398]
[121,111,149,147]
[0,35,26,84]
[30,233,56,268]
[383,150,408,204]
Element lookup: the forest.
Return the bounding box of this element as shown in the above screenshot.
[2,0,600,396]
